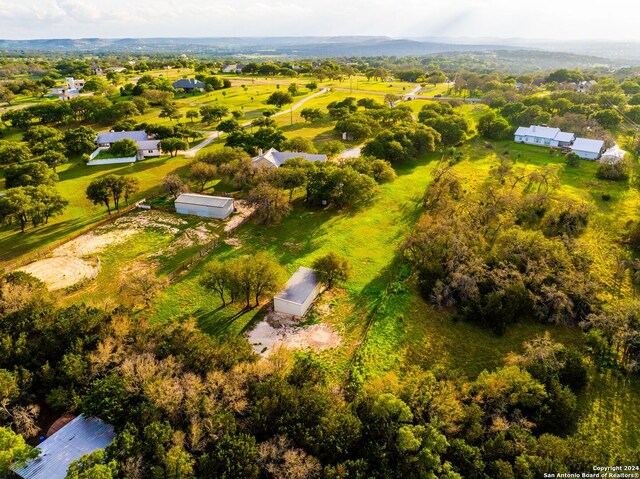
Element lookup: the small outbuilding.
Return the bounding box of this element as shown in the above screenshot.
[175,193,234,219]
[13,415,115,479]
[571,137,605,160]
[274,267,322,317]
[600,144,627,164]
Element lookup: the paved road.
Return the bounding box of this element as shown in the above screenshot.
[183,88,330,158]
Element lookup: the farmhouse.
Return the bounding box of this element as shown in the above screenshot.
[172,78,206,92]
[49,77,84,101]
[175,193,235,219]
[222,64,244,73]
[514,125,575,147]
[95,130,149,148]
[571,137,605,160]
[252,148,327,169]
[13,415,115,479]
[88,131,161,166]
[274,267,322,317]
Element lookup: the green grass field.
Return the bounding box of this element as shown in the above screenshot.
[0,154,193,265]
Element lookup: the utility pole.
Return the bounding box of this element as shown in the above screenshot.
[290,107,293,126]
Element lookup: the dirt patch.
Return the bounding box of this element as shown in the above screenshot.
[224,237,243,249]
[245,309,342,357]
[225,200,255,233]
[19,256,100,291]
[16,210,189,291]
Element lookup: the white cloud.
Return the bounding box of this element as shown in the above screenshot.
[0,0,638,40]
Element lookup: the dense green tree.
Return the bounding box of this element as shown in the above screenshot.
[5,161,57,188]
[312,252,352,289]
[160,137,189,157]
[266,91,294,107]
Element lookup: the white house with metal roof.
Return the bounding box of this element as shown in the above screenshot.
[571,137,605,160]
[88,131,161,166]
[252,148,327,169]
[13,415,115,479]
[174,193,235,219]
[514,125,575,147]
[274,267,322,317]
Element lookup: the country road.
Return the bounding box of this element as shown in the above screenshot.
[183,88,330,158]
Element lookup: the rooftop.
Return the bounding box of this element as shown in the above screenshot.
[253,148,327,168]
[175,193,233,208]
[554,131,575,142]
[172,78,206,89]
[275,267,319,305]
[13,415,115,479]
[514,125,562,140]
[96,130,149,144]
[572,137,605,154]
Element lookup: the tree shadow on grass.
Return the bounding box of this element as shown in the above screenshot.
[0,216,94,263]
[192,303,263,337]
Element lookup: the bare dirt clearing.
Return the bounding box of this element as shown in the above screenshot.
[225,200,255,233]
[16,210,215,291]
[19,256,100,291]
[246,308,342,356]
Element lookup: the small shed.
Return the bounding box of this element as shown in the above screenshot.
[274,267,322,317]
[175,193,234,219]
[600,144,627,164]
[13,415,115,479]
[571,137,604,160]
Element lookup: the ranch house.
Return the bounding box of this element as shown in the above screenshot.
[274,267,322,317]
[174,193,235,219]
[252,148,327,169]
[514,125,575,147]
[172,78,206,92]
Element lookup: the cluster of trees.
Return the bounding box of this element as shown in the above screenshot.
[1,95,143,128]
[1,270,632,478]
[0,185,68,232]
[85,175,140,214]
[200,253,283,307]
[417,102,472,146]
[404,161,601,334]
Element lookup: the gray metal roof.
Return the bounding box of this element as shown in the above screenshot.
[175,193,234,209]
[137,140,161,150]
[572,137,604,154]
[96,130,148,144]
[252,148,327,168]
[13,415,115,479]
[172,78,206,89]
[554,131,575,142]
[275,267,319,305]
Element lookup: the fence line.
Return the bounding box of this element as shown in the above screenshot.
[167,237,220,282]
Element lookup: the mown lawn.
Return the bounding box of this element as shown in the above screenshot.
[150,152,443,366]
[0,155,193,265]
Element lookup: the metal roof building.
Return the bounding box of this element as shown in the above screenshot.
[274,267,322,317]
[252,148,327,168]
[571,137,605,160]
[175,193,235,219]
[13,415,115,479]
[96,130,149,146]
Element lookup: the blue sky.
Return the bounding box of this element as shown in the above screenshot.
[0,0,637,41]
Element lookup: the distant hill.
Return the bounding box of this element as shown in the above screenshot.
[0,36,517,56]
[0,36,633,71]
